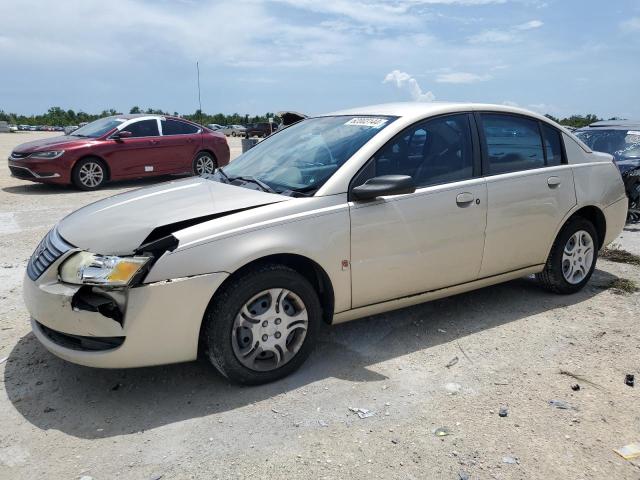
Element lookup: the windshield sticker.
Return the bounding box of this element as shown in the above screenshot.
[345,117,388,128]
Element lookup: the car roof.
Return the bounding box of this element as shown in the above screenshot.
[108,113,192,122]
[578,120,640,131]
[321,102,558,125]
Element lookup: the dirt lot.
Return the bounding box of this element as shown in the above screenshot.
[1,132,639,479]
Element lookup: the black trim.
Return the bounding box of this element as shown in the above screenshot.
[37,321,124,352]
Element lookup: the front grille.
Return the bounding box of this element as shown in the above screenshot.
[27,228,74,281]
[9,166,35,179]
[10,152,30,159]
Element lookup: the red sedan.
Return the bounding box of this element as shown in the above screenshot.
[8,114,230,190]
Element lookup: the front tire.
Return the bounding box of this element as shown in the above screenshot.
[72,157,107,190]
[536,217,598,294]
[203,264,321,385]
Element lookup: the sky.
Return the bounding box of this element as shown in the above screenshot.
[1,0,639,119]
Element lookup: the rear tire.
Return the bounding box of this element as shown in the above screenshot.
[203,264,321,385]
[72,157,107,190]
[536,217,598,294]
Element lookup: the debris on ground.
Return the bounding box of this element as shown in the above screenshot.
[0,356,7,365]
[317,420,328,427]
[625,374,634,387]
[548,399,573,410]
[445,356,459,368]
[571,384,581,391]
[43,407,55,413]
[607,278,639,294]
[614,443,640,460]
[445,383,462,395]
[458,471,470,480]
[559,369,604,390]
[437,328,447,333]
[433,427,451,437]
[600,248,640,266]
[499,406,508,417]
[348,407,375,419]
[502,455,519,464]
[111,383,122,391]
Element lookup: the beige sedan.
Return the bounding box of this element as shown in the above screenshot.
[23,103,627,384]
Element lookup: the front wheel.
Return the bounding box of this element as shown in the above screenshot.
[72,158,107,190]
[536,217,598,294]
[193,152,217,176]
[203,264,321,385]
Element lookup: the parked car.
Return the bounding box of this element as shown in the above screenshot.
[64,125,79,135]
[23,103,626,385]
[8,114,230,190]
[221,124,247,137]
[207,123,224,131]
[244,122,275,138]
[0,121,9,133]
[9,124,18,132]
[575,121,640,211]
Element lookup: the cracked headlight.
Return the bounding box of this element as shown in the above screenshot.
[30,150,65,159]
[59,252,150,287]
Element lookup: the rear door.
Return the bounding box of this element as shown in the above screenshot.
[477,112,576,277]
[157,119,202,173]
[350,113,488,307]
[106,119,164,178]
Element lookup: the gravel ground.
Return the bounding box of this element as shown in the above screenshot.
[1,132,639,479]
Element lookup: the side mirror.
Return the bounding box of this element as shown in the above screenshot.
[113,130,132,140]
[351,175,416,201]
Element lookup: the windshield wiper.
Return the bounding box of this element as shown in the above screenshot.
[229,175,278,194]
[215,168,231,183]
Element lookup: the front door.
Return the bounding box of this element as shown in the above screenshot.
[106,118,164,178]
[349,113,488,308]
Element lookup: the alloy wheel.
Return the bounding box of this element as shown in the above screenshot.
[195,155,215,175]
[561,230,594,284]
[231,288,308,372]
[78,161,104,188]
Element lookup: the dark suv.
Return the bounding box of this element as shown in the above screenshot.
[244,122,276,138]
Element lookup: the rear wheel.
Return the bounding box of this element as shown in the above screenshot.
[536,217,598,294]
[72,157,107,190]
[193,152,217,176]
[203,264,321,385]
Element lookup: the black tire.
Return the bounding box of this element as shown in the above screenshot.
[71,157,107,190]
[231,132,237,137]
[203,264,322,385]
[536,217,598,294]
[192,151,217,176]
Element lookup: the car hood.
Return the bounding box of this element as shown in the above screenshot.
[57,177,289,255]
[12,135,91,152]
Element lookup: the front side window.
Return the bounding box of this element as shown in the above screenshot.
[124,119,159,137]
[481,114,544,174]
[162,119,199,135]
[219,115,396,194]
[368,114,474,188]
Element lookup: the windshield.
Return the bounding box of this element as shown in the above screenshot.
[218,115,396,194]
[71,117,125,138]
[575,129,640,161]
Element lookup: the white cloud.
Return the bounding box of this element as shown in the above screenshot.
[435,72,492,83]
[383,70,435,102]
[515,19,543,30]
[502,100,519,107]
[620,17,640,32]
[468,30,513,44]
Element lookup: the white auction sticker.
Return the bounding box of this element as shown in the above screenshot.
[345,117,388,128]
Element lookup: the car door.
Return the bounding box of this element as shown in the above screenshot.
[157,119,202,173]
[349,113,488,308]
[106,118,164,178]
[476,113,577,277]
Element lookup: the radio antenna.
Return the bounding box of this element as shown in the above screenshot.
[196,61,202,125]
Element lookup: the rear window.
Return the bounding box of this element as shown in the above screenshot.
[541,124,564,166]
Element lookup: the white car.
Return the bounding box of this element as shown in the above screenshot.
[23,103,627,384]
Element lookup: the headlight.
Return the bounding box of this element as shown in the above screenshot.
[30,150,65,159]
[59,252,150,286]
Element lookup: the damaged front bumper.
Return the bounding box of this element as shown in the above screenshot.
[24,251,228,368]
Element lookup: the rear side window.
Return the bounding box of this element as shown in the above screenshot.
[480,114,544,174]
[162,119,199,135]
[541,124,564,166]
[125,119,159,137]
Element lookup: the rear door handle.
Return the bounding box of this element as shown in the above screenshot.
[547,176,561,188]
[456,192,475,206]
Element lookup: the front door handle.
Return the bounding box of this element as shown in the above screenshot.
[547,176,561,188]
[456,192,475,206]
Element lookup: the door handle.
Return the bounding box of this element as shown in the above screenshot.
[149,139,159,145]
[547,176,561,188]
[456,192,475,206]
